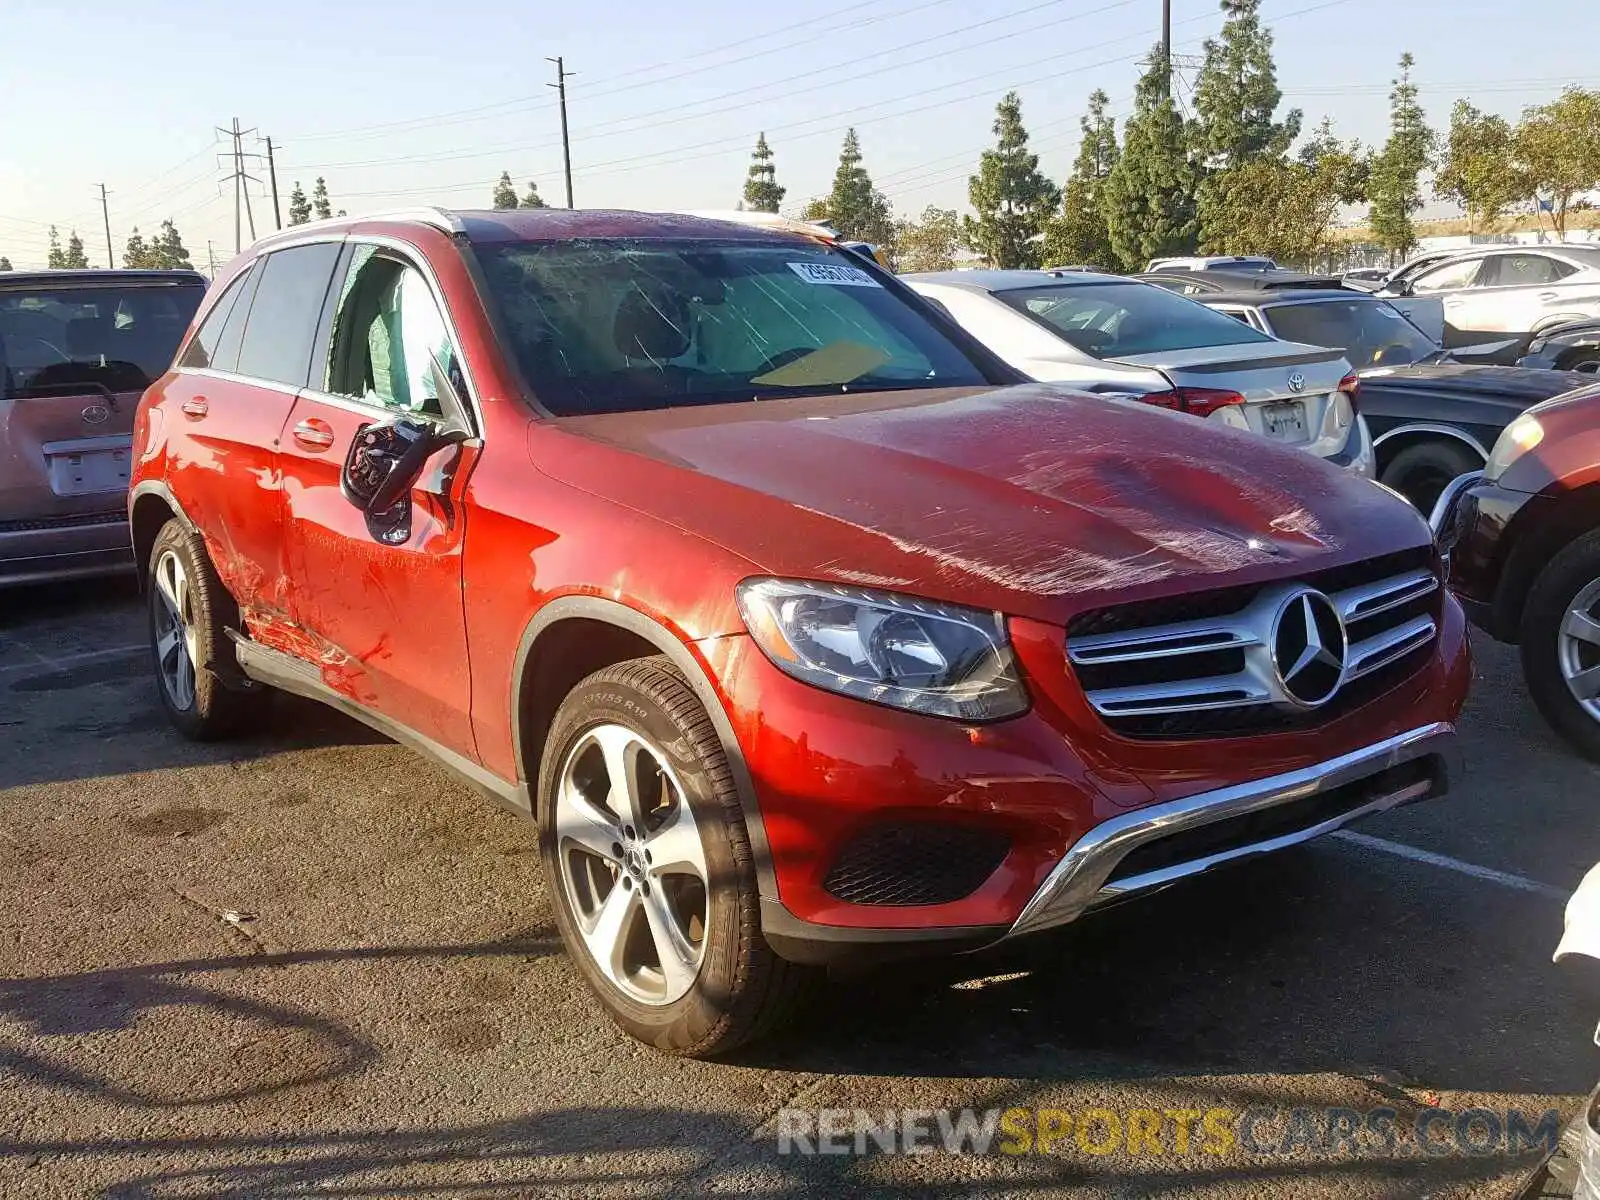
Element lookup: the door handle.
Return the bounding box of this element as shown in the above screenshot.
[180,396,208,418]
[291,418,336,450]
[1537,291,1560,302]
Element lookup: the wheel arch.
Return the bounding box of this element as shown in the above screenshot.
[510,596,778,900]
[1494,482,1600,641]
[1373,424,1489,477]
[128,481,194,594]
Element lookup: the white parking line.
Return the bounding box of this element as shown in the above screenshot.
[1331,830,1569,901]
[0,643,147,676]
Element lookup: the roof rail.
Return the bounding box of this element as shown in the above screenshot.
[272,206,465,236]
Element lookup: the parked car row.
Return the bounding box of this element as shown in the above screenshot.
[2,207,1593,1062]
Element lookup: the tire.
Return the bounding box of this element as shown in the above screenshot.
[1380,440,1482,513]
[1558,350,1600,375]
[146,518,254,741]
[1520,530,1600,763]
[537,656,818,1056]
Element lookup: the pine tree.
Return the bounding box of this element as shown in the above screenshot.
[742,133,786,214]
[311,178,333,221]
[1192,0,1301,168]
[46,227,66,270]
[817,129,894,244]
[124,228,153,268]
[151,220,193,270]
[1193,0,1303,250]
[1043,89,1120,269]
[1368,53,1433,261]
[492,172,519,210]
[520,181,549,208]
[964,92,1060,269]
[287,182,312,226]
[1103,50,1201,269]
[63,231,90,269]
[0,257,12,272]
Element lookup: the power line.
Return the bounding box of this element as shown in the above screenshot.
[217,118,262,252]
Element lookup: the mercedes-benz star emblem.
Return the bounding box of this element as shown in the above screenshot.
[1271,588,1346,707]
[1286,371,1307,393]
[81,404,110,426]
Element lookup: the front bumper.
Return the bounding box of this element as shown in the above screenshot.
[1431,470,1542,640]
[0,511,133,589]
[1007,721,1457,938]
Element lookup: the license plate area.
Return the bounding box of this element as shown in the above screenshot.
[42,436,132,497]
[1261,400,1308,442]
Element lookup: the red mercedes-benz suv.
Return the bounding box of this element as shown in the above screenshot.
[129,209,1470,1055]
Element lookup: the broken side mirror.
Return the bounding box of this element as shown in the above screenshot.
[340,415,464,516]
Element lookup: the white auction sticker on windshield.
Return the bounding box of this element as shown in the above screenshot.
[787,261,881,287]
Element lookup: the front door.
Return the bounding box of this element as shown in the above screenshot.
[277,243,477,757]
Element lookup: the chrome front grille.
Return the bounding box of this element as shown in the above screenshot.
[1068,551,1441,739]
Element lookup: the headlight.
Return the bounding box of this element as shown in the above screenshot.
[1485,414,1545,481]
[1526,337,1547,355]
[736,578,1028,721]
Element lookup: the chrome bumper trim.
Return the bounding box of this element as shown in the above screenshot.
[1429,470,1484,536]
[1004,722,1458,940]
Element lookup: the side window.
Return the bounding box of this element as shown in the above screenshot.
[1411,257,1483,293]
[323,245,458,417]
[1215,307,1254,325]
[1489,254,1576,287]
[177,266,254,370]
[235,242,342,388]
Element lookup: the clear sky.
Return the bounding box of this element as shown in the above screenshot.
[0,0,1593,270]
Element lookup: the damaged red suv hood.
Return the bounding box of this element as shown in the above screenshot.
[537,383,1430,625]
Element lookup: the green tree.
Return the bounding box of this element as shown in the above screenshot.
[1515,87,1600,241]
[123,228,154,268]
[0,257,12,271]
[1193,0,1303,250]
[492,171,519,210]
[964,91,1060,269]
[520,181,549,208]
[62,231,89,269]
[742,133,786,214]
[1199,135,1367,268]
[311,177,333,221]
[893,206,966,272]
[1043,89,1119,269]
[814,128,895,245]
[287,182,312,226]
[1367,53,1433,261]
[46,227,65,269]
[1435,101,1526,233]
[1192,0,1301,168]
[1103,49,1200,269]
[150,220,194,270]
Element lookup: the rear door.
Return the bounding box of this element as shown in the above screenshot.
[163,243,343,637]
[1470,252,1581,334]
[276,241,477,756]
[1,276,204,525]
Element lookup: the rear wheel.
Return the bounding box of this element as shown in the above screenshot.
[538,656,818,1056]
[1558,349,1600,374]
[1521,530,1600,763]
[1380,440,1481,512]
[147,519,254,740]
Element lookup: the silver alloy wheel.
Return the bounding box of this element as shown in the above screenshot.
[153,548,199,712]
[1559,577,1600,722]
[554,723,710,1007]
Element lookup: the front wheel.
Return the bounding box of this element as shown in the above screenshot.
[1521,530,1600,763]
[1380,439,1482,513]
[537,656,818,1056]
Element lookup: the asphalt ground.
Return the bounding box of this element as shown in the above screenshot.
[2,576,1599,1199]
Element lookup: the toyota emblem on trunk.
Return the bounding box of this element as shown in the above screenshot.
[1286,371,1307,393]
[81,404,111,425]
[1271,588,1347,707]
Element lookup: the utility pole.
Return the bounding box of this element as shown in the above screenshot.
[263,136,282,230]
[206,240,218,277]
[1161,0,1172,98]
[548,56,575,208]
[216,117,261,253]
[96,183,114,268]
